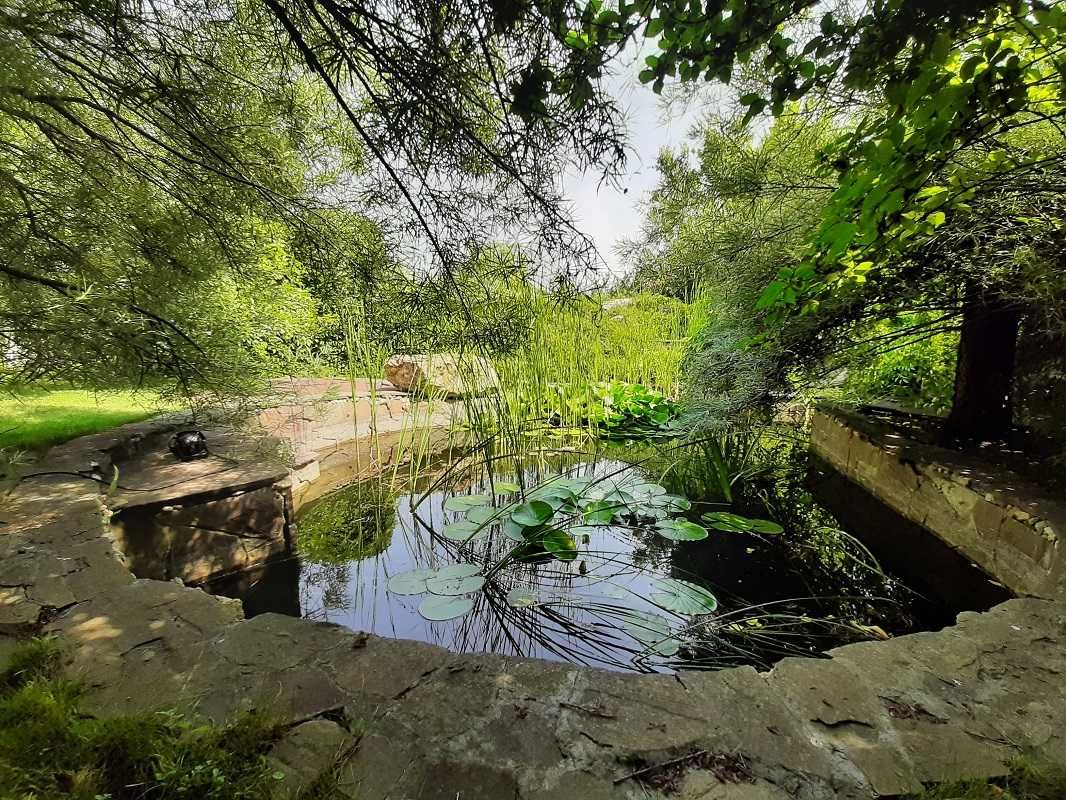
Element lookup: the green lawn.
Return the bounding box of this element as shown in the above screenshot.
[0,387,175,451]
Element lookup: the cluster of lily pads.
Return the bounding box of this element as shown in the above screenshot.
[386,473,788,644]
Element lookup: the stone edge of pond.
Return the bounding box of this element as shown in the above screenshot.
[1,412,1065,799]
[811,404,1066,599]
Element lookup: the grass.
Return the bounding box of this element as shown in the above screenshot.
[906,759,1066,799]
[0,637,351,800]
[0,386,175,451]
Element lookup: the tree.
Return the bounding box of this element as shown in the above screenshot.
[563,0,1066,439]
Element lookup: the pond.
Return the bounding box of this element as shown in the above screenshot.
[211,433,1009,673]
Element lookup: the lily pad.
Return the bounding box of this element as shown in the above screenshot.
[492,481,521,494]
[621,611,681,656]
[440,520,485,542]
[701,511,783,534]
[651,578,719,614]
[655,519,709,541]
[426,574,487,596]
[505,586,538,608]
[466,505,505,525]
[501,517,528,542]
[386,568,435,595]
[630,482,667,498]
[443,494,491,512]
[749,519,785,534]
[418,594,474,621]
[582,500,617,524]
[651,494,692,512]
[543,529,578,561]
[512,500,554,527]
[435,563,482,579]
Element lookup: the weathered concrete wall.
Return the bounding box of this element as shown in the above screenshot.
[811,405,1066,598]
[104,379,458,585]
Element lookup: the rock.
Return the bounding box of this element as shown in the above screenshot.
[267,719,354,799]
[384,353,498,399]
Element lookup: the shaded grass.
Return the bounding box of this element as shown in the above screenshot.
[0,637,293,800]
[0,387,175,451]
[908,759,1066,800]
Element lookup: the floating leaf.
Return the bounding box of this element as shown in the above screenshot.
[749,519,785,534]
[651,578,719,614]
[506,586,538,608]
[651,494,692,511]
[655,519,709,541]
[501,517,527,542]
[466,505,505,525]
[492,481,521,494]
[621,611,680,655]
[701,511,783,534]
[444,494,491,512]
[427,574,486,596]
[512,500,554,527]
[501,516,530,541]
[435,563,481,579]
[582,500,616,524]
[630,482,667,498]
[543,529,578,561]
[386,568,434,595]
[440,521,485,541]
[418,594,474,621]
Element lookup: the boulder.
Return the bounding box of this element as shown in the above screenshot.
[384,353,498,399]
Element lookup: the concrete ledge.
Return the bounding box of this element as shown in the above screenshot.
[811,404,1066,598]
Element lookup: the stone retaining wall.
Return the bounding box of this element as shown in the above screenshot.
[811,405,1066,598]
[1,394,1065,798]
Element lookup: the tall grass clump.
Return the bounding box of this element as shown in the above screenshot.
[484,289,690,440]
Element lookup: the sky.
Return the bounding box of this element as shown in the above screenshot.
[562,52,706,278]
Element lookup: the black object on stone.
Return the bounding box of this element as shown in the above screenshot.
[169,430,208,461]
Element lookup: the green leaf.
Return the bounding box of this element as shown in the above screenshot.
[655,519,709,541]
[701,512,783,534]
[582,499,616,524]
[444,494,491,512]
[436,563,482,578]
[426,573,486,596]
[506,586,538,608]
[543,529,579,561]
[493,481,522,494]
[512,500,554,527]
[387,569,434,595]
[441,520,486,541]
[418,595,474,621]
[621,611,680,655]
[502,517,527,542]
[651,578,718,614]
[466,505,505,525]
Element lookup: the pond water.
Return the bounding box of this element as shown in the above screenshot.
[212,436,1009,673]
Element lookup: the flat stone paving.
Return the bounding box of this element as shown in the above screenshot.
[1,404,1065,798]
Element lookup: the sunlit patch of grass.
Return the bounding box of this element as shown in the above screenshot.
[0,386,175,451]
[0,637,299,800]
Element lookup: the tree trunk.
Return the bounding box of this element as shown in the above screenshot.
[945,284,1021,441]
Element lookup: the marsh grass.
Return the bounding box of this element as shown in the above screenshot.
[0,637,298,800]
[487,291,690,437]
